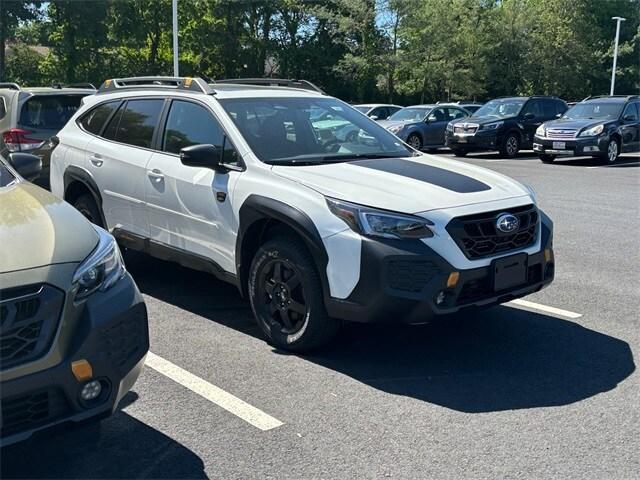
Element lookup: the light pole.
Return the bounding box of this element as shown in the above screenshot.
[610,16,626,95]
[172,0,179,76]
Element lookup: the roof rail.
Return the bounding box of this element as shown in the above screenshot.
[0,82,21,91]
[97,76,214,95]
[584,94,639,101]
[51,82,96,90]
[213,78,325,94]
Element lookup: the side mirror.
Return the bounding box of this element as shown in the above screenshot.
[623,114,635,122]
[369,115,379,121]
[180,144,224,171]
[555,113,562,118]
[9,153,42,181]
[426,116,436,123]
[523,112,535,120]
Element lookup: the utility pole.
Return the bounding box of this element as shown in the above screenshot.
[610,16,626,95]
[172,0,179,76]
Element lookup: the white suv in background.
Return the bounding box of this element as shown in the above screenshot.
[51,76,555,351]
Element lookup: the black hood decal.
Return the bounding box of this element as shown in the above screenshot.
[351,159,491,194]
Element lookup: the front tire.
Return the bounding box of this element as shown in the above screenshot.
[248,237,340,352]
[539,154,556,163]
[600,138,619,164]
[73,194,104,227]
[406,133,422,150]
[500,132,520,158]
[452,148,468,157]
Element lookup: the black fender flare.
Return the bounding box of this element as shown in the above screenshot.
[63,166,107,226]
[236,195,330,296]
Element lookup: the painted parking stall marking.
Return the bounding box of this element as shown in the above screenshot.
[145,351,284,431]
[507,299,582,319]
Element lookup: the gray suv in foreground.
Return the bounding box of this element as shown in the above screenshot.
[0,152,148,446]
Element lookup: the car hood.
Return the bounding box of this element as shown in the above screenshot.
[542,118,609,130]
[378,120,415,130]
[0,182,98,273]
[272,155,530,214]
[451,115,515,126]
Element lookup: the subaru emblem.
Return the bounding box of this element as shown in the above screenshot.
[496,213,519,233]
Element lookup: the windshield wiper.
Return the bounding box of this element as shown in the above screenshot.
[266,152,411,166]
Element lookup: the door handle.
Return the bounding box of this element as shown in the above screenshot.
[90,154,103,167]
[147,169,164,182]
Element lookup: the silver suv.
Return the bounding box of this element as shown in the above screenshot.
[0,82,95,187]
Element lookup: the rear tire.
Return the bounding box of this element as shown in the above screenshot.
[73,194,104,228]
[539,154,556,163]
[248,237,340,352]
[499,132,520,158]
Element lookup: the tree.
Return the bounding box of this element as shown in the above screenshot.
[0,1,41,81]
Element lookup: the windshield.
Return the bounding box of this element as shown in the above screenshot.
[218,97,412,165]
[354,106,370,113]
[0,158,16,187]
[474,99,525,118]
[563,103,623,120]
[388,107,431,122]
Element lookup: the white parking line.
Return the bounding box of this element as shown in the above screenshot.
[507,299,582,319]
[145,351,284,431]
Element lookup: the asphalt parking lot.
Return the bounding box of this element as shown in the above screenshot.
[2,150,639,479]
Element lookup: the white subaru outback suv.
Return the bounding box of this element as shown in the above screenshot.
[51,77,554,351]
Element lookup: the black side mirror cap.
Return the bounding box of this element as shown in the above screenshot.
[180,144,225,172]
[523,112,535,120]
[622,114,636,122]
[8,153,42,181]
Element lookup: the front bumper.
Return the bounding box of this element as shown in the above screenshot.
[0,273,149,446]
[533,135,607,156]
[445,130,502,151]
[325,213,554,323]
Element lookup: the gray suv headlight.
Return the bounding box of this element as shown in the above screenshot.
[326,197,434,239]
[73,226,126,299]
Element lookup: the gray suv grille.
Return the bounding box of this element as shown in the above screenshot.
[0,284,64,370]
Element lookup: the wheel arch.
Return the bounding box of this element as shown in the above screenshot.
[236,195,330,298]
[63,166,107,227]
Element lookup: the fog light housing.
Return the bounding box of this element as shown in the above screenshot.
[435,291,446,305]
[544,248,553,263]
[80,380,102,402]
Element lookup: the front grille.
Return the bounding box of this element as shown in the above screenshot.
[386,260,440,293]
[100,304,147,375]
[0,284,64,370]
[446,204,538,260]
[454,124,478,134]
[1,388,71,437]
[546,129,577,140]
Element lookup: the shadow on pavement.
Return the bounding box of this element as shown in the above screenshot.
[1,391,207,479]
[130,256,635,413]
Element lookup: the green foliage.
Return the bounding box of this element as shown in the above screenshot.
[2,0,639,101]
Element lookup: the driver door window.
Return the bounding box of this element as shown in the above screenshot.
[522,100,543,119]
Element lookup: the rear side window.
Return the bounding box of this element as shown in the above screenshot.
[18,95,85,130]
[79,101,119,135]
[0,97,6,120]
[105,99,163,148]
[162,100,223,154]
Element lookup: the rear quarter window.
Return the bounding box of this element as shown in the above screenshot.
[78,101,120,135]
[106,99,164,148]
[0,97,6,120]
[0,161,16,187]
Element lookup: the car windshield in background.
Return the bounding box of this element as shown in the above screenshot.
[563,103,623,120]
[18,95,85,130]
[219,97,411,165]
[354,106,370,113]
[0,160,16,187]
[388,107,431,122]
[474,99,525,118]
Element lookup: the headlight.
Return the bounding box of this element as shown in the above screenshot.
[326,197,434,239]
[535,124,546,136]
[579,124,604,137]
[480,121,503,131]
[388,125,403,134]
[73,226,126,300]
[446,122,454,132]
